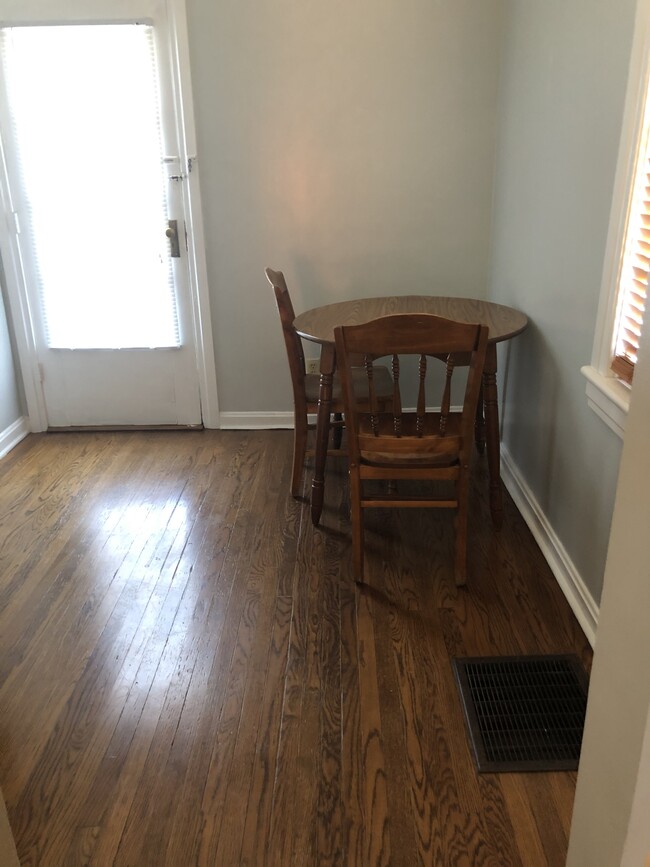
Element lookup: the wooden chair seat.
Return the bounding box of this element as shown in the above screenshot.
[358,414,463,465]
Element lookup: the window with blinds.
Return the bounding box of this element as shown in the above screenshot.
[582,2,650,437]
[611,94,650,385]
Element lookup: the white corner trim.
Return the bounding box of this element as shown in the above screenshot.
[168,0,220,429]
[500,444,599,648]
[0,416,30,460]
[219,411,295,429]
[581,365,630,439]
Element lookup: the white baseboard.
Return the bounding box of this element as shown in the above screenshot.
[0,416,30,460]
[218,405,459,431]
[219,411,295,429]
[500,444,599,648]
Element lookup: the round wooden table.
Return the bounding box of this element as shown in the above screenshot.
[293,295,528,528]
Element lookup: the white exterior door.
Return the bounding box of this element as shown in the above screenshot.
[0,0,217,428]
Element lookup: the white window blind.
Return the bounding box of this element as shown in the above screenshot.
[0,23,180,349]
[611,89,650,385]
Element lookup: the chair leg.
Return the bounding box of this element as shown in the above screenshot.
[454,470,470,586]
[349,470,365,582]
[474,383,486,454]
[291,410,308,498]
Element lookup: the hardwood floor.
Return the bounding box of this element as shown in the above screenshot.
[0,430,591,866]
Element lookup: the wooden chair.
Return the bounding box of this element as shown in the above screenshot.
[266,267,393,498]
[334,313,489,586]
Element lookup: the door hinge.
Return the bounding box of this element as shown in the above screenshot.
[9,210,20,235]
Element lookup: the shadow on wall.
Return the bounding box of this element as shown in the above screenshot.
[498,320,559,514]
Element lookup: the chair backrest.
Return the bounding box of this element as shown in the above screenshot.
[266,267,308,411]
[334,314,488,467]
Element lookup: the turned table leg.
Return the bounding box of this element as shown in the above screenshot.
[311,342,335,526]
[474,381,486,454]
[482,344,504,529]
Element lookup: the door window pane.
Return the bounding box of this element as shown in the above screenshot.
[1,24,180,349]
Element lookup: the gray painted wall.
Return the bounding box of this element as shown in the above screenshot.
[487,0,636,604]
[186,0,507,412]
[0,267,22,432]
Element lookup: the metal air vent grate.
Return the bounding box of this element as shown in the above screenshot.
[453,654,589,772]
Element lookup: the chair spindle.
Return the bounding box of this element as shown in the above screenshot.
[392,353,402,436]
[440,353,454,436]
[365,354,380,436]
[416,354,427,436]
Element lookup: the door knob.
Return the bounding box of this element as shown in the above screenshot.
[166,219,181,258]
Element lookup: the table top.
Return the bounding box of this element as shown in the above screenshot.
[293,295,528,346]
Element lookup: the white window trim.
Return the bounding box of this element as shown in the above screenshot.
[582,0,650,439]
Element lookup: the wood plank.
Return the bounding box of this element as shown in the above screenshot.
[9,437,227,865]
[1,437,200,803]
[111,433,273,866]
[195,440,294,866]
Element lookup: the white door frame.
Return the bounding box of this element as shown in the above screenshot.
[0,0,219,431]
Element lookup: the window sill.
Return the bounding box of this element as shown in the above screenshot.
[581,365,630,439]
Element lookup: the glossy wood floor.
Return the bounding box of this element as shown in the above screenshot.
[0,430,591,866]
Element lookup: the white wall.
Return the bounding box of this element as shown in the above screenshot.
[621,713,650,867]
[567,258,650,867]
[488,0,636,605]
[185,0,506,412]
